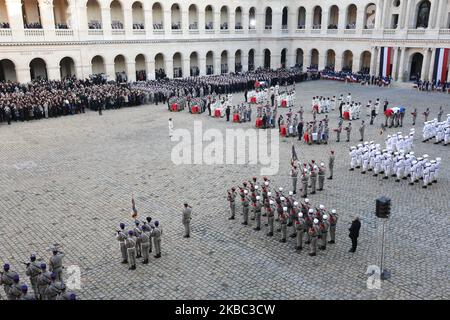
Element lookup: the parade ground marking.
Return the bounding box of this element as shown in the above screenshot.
[170,121,280,175]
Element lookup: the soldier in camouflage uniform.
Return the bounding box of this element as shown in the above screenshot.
[266,200,275,237]
[228,187,236,220]
[328,209,338,244]
[279,207,288,243]
[318,163,326,191]
[151,221,162,258]
[116,223,128,264]
[125,230,137,270]
[25,254,42,299]
[49,248,65,282]
[308,219,320,256]
[19,284,36,300]
[296,212,306,251]
[319,215,330,250]
[8,274,23,300]
[140,225,151,264]
[242,190,250,225]
[253,196,262,231]
[45,273,65,300]
[301,170,309,198]
[37,263,52,300]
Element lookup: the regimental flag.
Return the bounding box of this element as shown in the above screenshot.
[131,196,138,218]
[379,47,393,78]
[291,144,298,162]
[432,48,450,84]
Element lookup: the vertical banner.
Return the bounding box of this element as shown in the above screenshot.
[432,48,450,84]
[379,47,392,78]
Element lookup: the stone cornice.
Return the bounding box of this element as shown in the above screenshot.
[1,36,449,47]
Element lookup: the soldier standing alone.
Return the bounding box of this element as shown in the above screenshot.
[318,163,326,191]
[182,203,192,238]
[328,150,335,180]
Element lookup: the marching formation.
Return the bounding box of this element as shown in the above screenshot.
[227,176,339,256]
[348,135,442,187]
[422,114,450,146]
[0,246,75,300]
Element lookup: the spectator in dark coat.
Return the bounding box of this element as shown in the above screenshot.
[348,216,361,253]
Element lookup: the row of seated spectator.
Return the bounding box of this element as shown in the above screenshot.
[205,22,214,29]
[312,24,321,29]
[171,22,181,30]
[0,22,10,29]
[111,21,124,29]
[133,23,144,29]
[189,22,198,29]
[328,24,338,29]
[88,20,102,29]
[265,25,272,29]
[55,23,68,29]
[153,23,163,29]
[235,23,243,29]
[346,23,356,29]
[24,22,42,29]
[220,23,228,30]
[297,24,305,29]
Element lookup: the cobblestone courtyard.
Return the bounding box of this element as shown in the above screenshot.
[0,80,449,300]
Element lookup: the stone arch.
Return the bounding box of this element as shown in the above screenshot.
[91,55,105,74]
[188,4,198,29]
[59,56,76,79]
[135,54,146,80]
[86,0,102,29]
[364,3,376,29]
[29,57,47,80]
[132,2,144,29]
[22,0,42,28]
[0,59,17,82]
[171,3,181,29]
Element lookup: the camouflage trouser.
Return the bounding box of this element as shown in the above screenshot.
[184,222,190,236]
[318,176,324,189]
[310,178,316,193]
[255,212,261,229]
[127,248,136,267]
[119,242,127,261]
[267,216,274,234]
[296,230,304,248]
[154,239,161,255]
[301,182,308,197]
[141,243,150,261]
[230,202,235,218]
[309,236,318,255]
[243,206,249,223]
[281,223,287,240]
[330,225,336,242]
[321,232,328,248]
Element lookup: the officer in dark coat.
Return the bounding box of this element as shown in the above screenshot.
[348,216,361,253]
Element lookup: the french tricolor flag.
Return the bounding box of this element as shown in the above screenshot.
[432,48,449,84]
[379,47,392,78]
